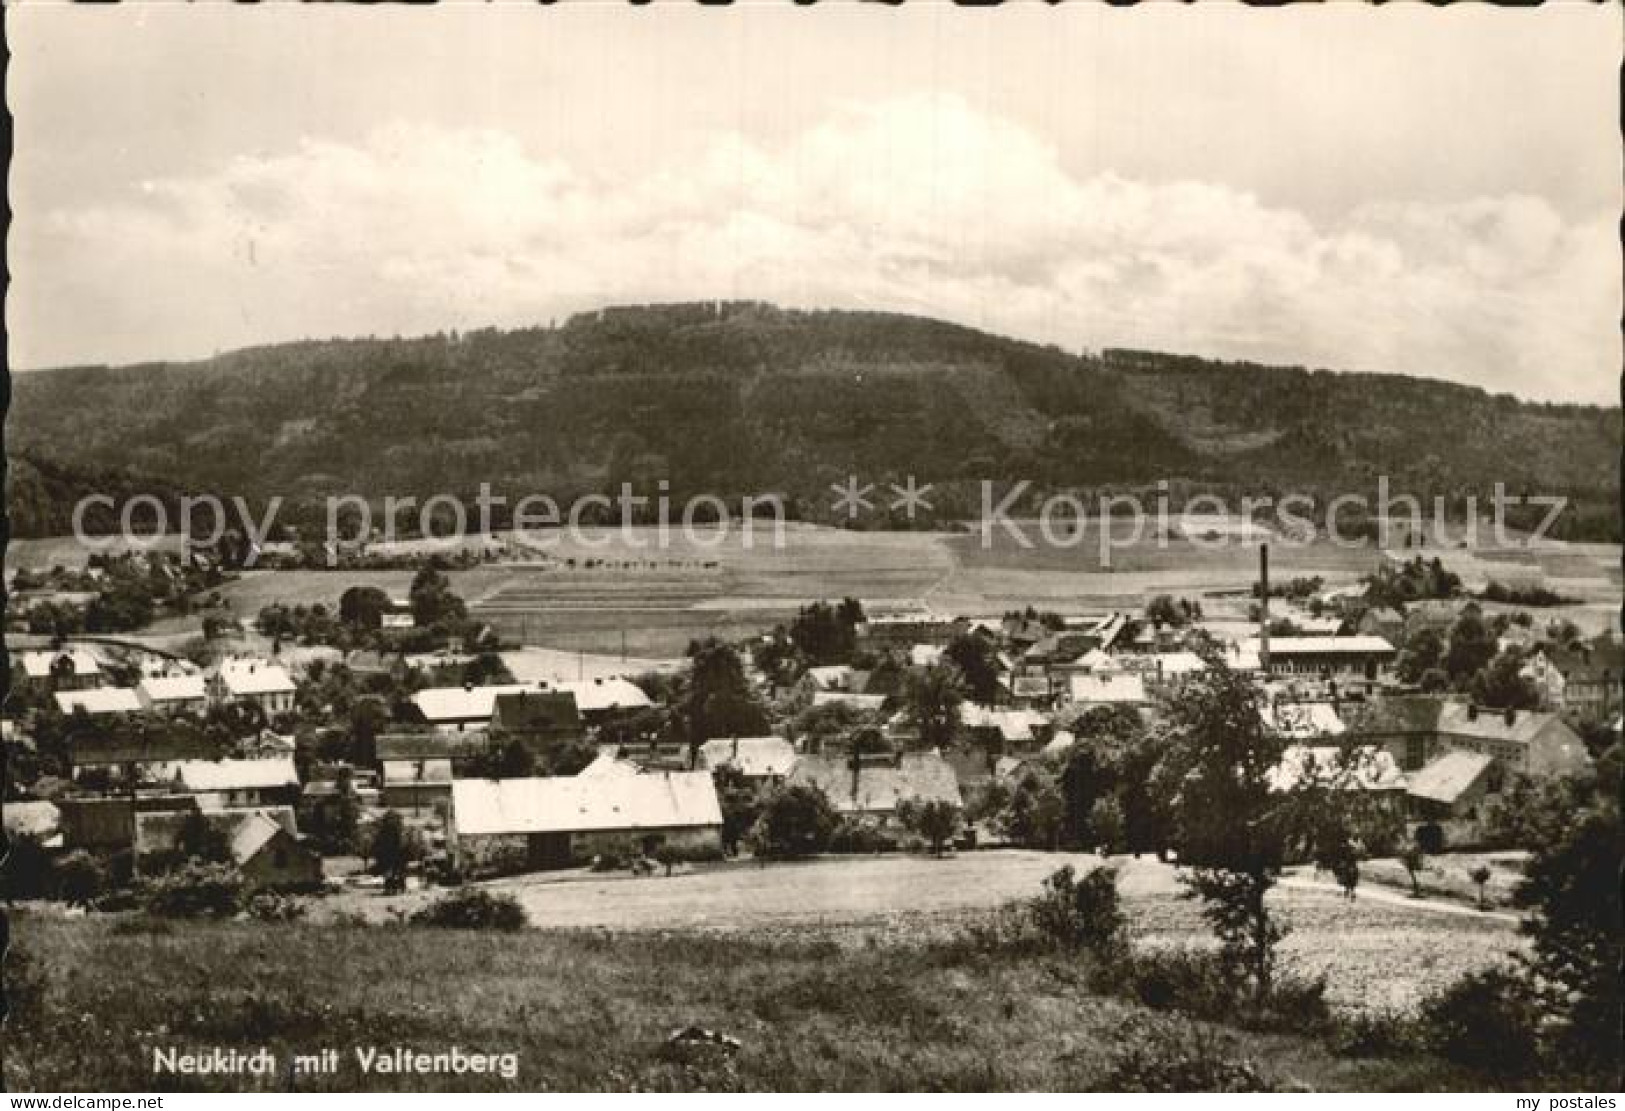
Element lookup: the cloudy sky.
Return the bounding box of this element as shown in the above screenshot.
[9,4,1620,403]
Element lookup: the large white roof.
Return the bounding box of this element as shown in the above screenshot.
[1242,636,1395,656]
[1068,673,1147,704]
[137,674,207,703]
[160,757,300,792]
[452,771,721,837]
[413,684,532,723]
[556,677,653,713]
[21,650,100,679]
[217,659,297,696]
[54,687,142,716]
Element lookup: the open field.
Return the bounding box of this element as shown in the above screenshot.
[23,523,1619,653]
[8,905,1495,1092]
[316,852,1519,1016]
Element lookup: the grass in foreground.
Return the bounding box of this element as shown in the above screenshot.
[6,911,1492,1092]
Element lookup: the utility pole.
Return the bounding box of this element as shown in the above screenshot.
[1258,542,1272,675]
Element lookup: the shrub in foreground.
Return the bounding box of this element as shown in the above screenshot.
[1418,966,1541,1077]
[1099,946,1330,1034]
[1093,1016,1276,1093]
[410,886,528,931]
[1030,864,1128,958]
[141,861,245,919]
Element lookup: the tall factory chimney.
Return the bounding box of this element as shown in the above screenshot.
[1258,542,1272,674]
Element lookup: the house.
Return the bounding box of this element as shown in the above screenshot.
[375,731,492,810]
[802,665,862,694]
[1243,635,1395,679]
[1345,696,1592,780]
[696,736,798,785]
[1403,751,1498,851]
[1003,673,1055,708]
[811,690,889,713]
[211,659,297,715]
[490,689,585,756]
[133,806,322,890]
[1067,672,1148,710]
[959,705,1050,751]
[16,649,102,692]
[156,757,301,809]
[555,677,655,725]
[1263,701,1347,741]
[787,751,961,823]
[54,687,143,718]
[68,724,218,781]
[57,794,197,851]
[381,595,415,629]
[1521,639,1623,724]
[1265,745,1406,794]
[411,683,532,732]
[448,770,724,875]
[858,613,962,652]
[909,644,946,668]
[135,674,208,716]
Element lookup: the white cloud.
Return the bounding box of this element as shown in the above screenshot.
[12,95,1619,403]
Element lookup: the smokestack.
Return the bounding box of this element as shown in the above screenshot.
[1259,543,1272,673]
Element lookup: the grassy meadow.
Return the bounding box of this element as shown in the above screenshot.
[6,911,1493,1093]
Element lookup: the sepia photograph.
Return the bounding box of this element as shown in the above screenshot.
[2,2,1621,1098]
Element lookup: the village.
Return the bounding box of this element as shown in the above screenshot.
[5,536,1615,917]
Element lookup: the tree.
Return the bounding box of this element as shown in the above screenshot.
[408,563,467,630]
[1089,796,1126,855]
[787,600,861,665]
[712,765,762,855]
[1395,627,1445,685]
[999,769,1064,850]
[338,585,391,630]
[1444,608,1496,682]
[680,639,768,766]
[1469,864,1492,911]
[368,811,418,893]
[1504,769,1621,1077]
[1157,656,1291,1001]
[466,736,536,780]
[749,782,838,859]
[1470,649,1540,711]
[943,634,1001,704]
[897,796,961,857]
[902,662,963,750]
[175,809,232,865]
[1400,843,1427,898]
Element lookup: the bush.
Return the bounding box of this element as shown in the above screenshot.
[141,861,245,919]
[3,832,56,899]
[1330,1009,1422,1059]
[1,945,49,1029]
[246,891,307,921]
[1101,946,1330,1034]
[590,845,635,872]
[749,783,839,859]
[54,850,109,907]
[828,818,897,855]
[410,886,528,931]
[1029,865,1127,958]
[1419,966,1541,1077]
[1093,1017,1275,1093]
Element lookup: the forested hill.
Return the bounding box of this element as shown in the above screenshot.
[6,301,1620,538]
